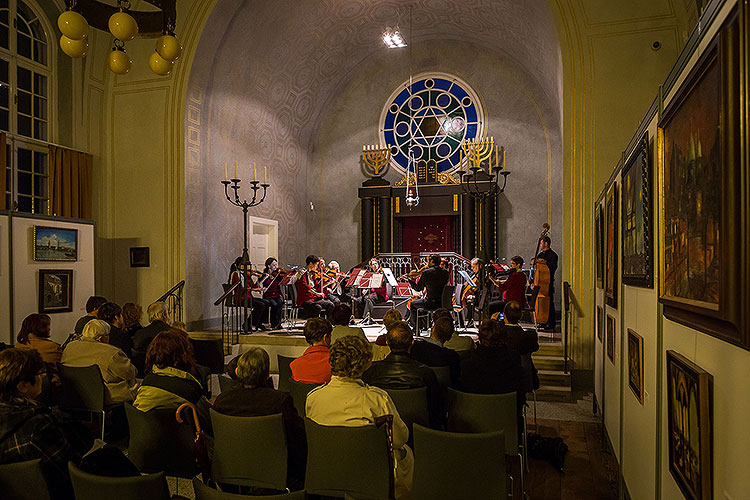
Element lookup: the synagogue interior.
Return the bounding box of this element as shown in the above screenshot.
[0,0,748,499]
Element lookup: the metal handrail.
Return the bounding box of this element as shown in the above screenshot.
[155,280,184,324]
[214,281,240,306]
[156,280,185,302]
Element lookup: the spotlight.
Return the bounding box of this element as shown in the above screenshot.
[383,27,407,48]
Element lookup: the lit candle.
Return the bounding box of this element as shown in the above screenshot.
[253,162,257,181]
[224,162,227,181]
[503,149,506,170]
[234,160,238,179]
[264,165,267,184]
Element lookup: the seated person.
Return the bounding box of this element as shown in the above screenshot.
[213,347,306,489]
[61,320,138,404]
[306,336,413,500]
[362,321,442,429]
[261,257,284,330]
[97,302,133,359]
[73,296,107,335]
[353,258,389,323]
[122,302,144,336]
[409,317,460,387]
[329,303,367,344]
[132,302,171,351]
[290,318,332,384]
[15,313,61,365]
[488,255,527,317]
[433,308,474,351]
[229,256,270,332]
[296,255,334,319]
[502,301,540,393]
[0,348,93,500]
[406,254,449,330]
[374,308,403,346]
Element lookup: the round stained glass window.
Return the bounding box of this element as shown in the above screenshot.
[380,72,484,175]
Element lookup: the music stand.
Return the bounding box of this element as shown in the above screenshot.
[458,269,476,288]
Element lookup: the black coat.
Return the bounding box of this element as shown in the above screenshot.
[409,265,450,305]
[504,325,540,392]
[409,339,460,387]
[132,320,171,351]
[459,344,523,400]
[107,325,133,359]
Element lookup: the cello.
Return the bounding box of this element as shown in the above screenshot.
[530,223,552,325]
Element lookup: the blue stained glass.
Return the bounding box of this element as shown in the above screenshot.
[384,113,395,130]
[465,106,477,123]
[433,78,452,90]
[450,85,469,100]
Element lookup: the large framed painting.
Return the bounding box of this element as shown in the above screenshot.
[595,204,604,288]
[38,270,73,313]
[622,133,653,288]
[33,226,78,261]
[606,314,615,363]
[667,350,713,500]
[605,183,618,308]
[627,329,644,404]
[658,7,749,349]
[597,306,603,342]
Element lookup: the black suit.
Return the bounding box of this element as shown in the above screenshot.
[132,320,171,351]
[362,352,443,429]
[107,325,133,359]
[409,339,460,387]
[504,325,540,393]
[408,265,449,329]
[213,386,306,489]
[459,344,523,408]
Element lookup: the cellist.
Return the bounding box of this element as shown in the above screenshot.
[534,236,558,331]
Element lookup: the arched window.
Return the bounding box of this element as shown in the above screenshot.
[0,0,52,213]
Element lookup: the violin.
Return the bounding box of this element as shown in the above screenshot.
[398,264,429,281]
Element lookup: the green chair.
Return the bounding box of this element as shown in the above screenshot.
[193,477,306,499]
[288,379,320,417]
[430,365,451,390]
[304,418,394,500]
[412,424,507,500]
[124,403,198,478]
[218,374,241,393]
[68,462,170,500]
[0,459,51,500]
[277,355,295,392]
[58,364,115,440]
[382,386,429,445]
[210,409,288,490]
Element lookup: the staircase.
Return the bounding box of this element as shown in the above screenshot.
[532,341,572,402]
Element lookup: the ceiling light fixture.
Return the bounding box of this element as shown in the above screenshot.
[383,27,407,48]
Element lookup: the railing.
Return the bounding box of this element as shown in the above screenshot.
[374,252,471,286]
[214,281,242,355]
[156,280,185,325]
[562,281,574,374]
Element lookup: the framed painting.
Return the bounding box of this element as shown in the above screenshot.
[605,183,618,308]
[606,314,615,363]
[597,306,603,342]
[622,133,653,288]
[658,7,749,349]
[667,350,713,500]
[627,329,644,404]
[130,247,150,267]
[595,204,604,288]
[33,226,78,261]
[38,269,73,313]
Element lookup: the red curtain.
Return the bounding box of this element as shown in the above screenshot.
[402,215,453,253]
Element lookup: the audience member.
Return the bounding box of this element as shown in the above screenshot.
[74,296,107,335]
[97,302,133,359]
[362,321,442,428]
[0,348,92,500]
[121,303,144,336]
[306,336,413,500]
[434,307,474,351]
[132,302,171,351]
[503,301,540,393]
[213,347,306,489]
[374,308,403,346]
[61,320,138,404]
[329,303,367,344]
[290,318,332,384]
[15,313,61,365]
[409,316,460,386]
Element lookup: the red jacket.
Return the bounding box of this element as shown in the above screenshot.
[290,345,331,384]
[371,279,389,301]
[496,270,527,306]
[296,272,319,306]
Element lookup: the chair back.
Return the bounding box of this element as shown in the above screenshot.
[446,388,518,452]
[190,338,225,374]
[218,374,241,393]
[289,379,321,417]
[382,386,429,440]
[0,459,51,500]
[412,424,506,500]
[193,477,306,499]
[131,349,147,377]
[58,364,105,412]
[68,462,170,500]
[456,349,472,361]
[277,354,295,392]
[124,403,198,478]
[210,410,288,490]
[440,285,456,309]
[304,418,394,500]
[430,366,451,391]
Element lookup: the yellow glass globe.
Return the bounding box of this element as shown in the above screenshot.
[59,35,88,58]
[58,10,88,40]
[155,34,182,61]
[108,11,138,42]
[108,49,132,75]
[149,51,173,76]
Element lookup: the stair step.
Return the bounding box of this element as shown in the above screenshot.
[536,342,564,356]
[537,369,571,387]
[532,355,566,371]
[534,385,573,402]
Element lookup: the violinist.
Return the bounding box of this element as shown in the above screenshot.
[318,258,340,306]
[327,260,351,304]
[228,256,270,332]
[406,254,449,330]
[534,236,558,331]
[487,255,527,317]
[297,255,334,319]
[353,257,388,324]
[261,257,284,330]
[456,257,483,327]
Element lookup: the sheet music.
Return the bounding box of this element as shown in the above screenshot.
[382,268,398,287]
[458,269,476,288]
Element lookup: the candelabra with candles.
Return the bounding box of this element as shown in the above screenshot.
[221,160,270,333]
[459,136,511,199]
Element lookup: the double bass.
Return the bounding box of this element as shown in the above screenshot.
[530,223,551,325]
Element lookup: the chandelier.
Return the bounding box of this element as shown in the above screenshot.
[57,0,182,76]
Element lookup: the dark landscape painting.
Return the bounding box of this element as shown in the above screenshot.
[622,134,652,288]
[627,329,644,404]
[595,205,604,288]
[605,183,618,308]
[606,315,615,363]
[39,270,73,313]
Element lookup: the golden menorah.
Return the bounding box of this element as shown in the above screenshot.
[362,144,391,177]
[460,136,505,173]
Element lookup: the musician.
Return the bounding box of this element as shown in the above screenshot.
[487,255,527,317]
[297,255,334,319]
[318,258,341,306]
[457,257,483,327]
[351,258,389,324]
[407,254,449,330]
[327,260,351,304]
[261,257,284,330]
[535,236,559,331]
[228,256,270,332]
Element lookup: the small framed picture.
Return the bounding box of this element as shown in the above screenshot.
[33,226,78,261]
[627,329,644,404]
[38,270,73,313]
[597,306,603,342]
[130,247,150,268]
[606,315,615,363]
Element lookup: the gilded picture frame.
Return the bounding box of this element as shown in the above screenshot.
[595,204,604,288]
[33,226,78,262]
[621,133,653,288]
[605,183,618,308]
[627,329,644,404]
[606,314,615,363]
[597,306,603,342]
[38,269,73,314]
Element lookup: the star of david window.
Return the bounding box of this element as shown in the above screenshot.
[380,73,484,175]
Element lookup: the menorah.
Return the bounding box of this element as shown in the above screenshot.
[362,144,392,177]
[459,136,511,200]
